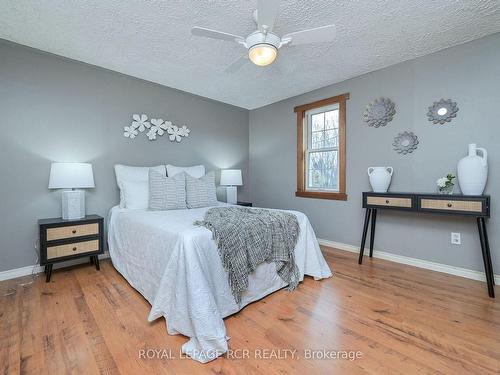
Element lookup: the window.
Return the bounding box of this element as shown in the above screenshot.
[295,93,349,200]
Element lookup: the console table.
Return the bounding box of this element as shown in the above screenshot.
[358,192,495,298]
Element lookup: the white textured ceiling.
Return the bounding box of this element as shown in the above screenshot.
[1,1,500,109]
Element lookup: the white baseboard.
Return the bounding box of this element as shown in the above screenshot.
[318,238,500,285]
[0,253,110,282]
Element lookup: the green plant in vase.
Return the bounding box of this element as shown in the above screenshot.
[436,173,456,195]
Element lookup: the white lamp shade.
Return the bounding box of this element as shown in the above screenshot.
[220,169,242,186]
[48,162,95,189]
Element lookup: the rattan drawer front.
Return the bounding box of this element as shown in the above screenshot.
[420,199,483,213]
[47,240,99,259]
[46,223,99,241]
[366,196,413,208]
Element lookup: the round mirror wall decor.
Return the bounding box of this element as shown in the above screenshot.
[393,131,419,154]
[363,97,396,128]
[427,99,458,125]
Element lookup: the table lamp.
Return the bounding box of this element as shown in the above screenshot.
[48,162,95,220]
[220,169,242,205]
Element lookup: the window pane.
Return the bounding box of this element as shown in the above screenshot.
[308,169,321,188]
[311,131,325,149]
[307,151,338,190]
[324,129,338,148]
[311,113,324,132]
[325,110,339,130]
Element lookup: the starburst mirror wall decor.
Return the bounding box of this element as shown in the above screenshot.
[363,97,396,128]
[393,131,419,154]
[427,99,458,125]
[123,114,190,142]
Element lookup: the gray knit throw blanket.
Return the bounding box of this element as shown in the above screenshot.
[195,206,300,304]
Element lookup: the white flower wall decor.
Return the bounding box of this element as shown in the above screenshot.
[132,114,150,132]
[124,114,190,143]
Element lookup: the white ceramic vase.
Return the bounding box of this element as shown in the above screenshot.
[457,144,488,195]
[368,167,393,193]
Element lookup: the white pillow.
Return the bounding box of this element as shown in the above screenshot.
[166,164,205,178]
[114,164,166,208]
[149,170,187,210]
[185,171,218,208]
[122,181,149,209]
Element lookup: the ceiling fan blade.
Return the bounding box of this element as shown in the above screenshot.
[283,24,336,46]
[259,49,296,77]
[225,55,249,73]
[257,0,280,32]
[191,26,244,43]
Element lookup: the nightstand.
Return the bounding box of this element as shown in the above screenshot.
[38,215,104,282]
[237,201,253,207]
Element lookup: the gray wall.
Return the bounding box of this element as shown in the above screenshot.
[250,33,500,273]
[2,33,499,275]
[0,40,249,272]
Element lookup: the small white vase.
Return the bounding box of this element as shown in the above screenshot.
[368,167,393,193]
[457,144,488,195]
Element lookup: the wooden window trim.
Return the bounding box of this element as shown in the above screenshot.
[295,93,349,201]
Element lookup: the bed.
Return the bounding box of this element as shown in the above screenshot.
[107,202,332,362]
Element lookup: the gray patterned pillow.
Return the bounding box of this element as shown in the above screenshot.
[185,171,218,208]
[149,169,187,210]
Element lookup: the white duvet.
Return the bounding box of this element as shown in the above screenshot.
[107,203,332,363]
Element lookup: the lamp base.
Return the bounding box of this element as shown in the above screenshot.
[226,186,238,205]
[62,190,86,220]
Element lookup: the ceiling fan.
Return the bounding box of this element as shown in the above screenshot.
[191,0,336,72]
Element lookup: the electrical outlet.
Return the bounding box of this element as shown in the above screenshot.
[451,232,461,245]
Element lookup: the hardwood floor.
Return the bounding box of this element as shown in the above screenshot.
[1,247,499,374]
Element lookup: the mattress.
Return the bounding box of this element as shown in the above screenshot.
[107,203,332,362]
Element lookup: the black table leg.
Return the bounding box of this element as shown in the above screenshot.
[45,264,53,283]
[477,217,495,298]
[358,209,372,264]
[369,209,377,258]
[94,256,100,271]
[480,217,495,286]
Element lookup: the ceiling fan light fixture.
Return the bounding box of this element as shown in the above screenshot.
[191,3,337,73]
[248,43,277,66]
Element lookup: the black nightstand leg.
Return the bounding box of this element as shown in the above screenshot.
[369,209,377,257]
[94,256,100,271]
[358,209,372,264]
[45,264,53,283]
[477,217,495,298]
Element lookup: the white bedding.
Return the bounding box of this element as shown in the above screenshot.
[107,203,332,362]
